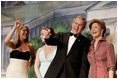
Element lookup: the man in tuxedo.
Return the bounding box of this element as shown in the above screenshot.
[43,16,90,78]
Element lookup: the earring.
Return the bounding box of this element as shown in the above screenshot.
[101,32,104,37]
[101,32,102,36]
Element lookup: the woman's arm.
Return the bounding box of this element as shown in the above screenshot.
[29,43,36,67]
[109,70,114,78]
[4,18,22,49]
[107,43,115,78]
[34,48,42,78]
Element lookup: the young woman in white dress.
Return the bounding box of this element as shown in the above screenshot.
[4,18,35,78]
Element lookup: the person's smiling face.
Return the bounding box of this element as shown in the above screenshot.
[90,23,103,39]
[72,18,85,34]
[19,27,29,41]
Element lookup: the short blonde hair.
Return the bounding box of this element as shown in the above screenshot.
[15,25,29,48]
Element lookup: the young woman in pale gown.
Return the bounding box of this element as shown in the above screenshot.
[34,27,57,78]
[4,18,35,78]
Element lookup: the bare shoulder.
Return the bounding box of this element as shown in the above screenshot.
[37,47,42,53]
[27,43,34,51]
[27,43,35,54]
[28,43,34,48]
[36,47,43,55]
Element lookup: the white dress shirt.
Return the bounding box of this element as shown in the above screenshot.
[67,35,77,54]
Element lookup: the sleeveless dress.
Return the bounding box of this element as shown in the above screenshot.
[39,48,56,77]
[6,50,30,78]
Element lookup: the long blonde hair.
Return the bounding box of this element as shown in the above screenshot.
[14,25,29,48]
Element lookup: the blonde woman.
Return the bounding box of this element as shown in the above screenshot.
[4,18,35,78]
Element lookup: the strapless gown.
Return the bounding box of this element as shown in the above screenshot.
[6,50,30,78]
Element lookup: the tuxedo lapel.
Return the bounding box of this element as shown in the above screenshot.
[67,34,83,57]
[64,32,70,55]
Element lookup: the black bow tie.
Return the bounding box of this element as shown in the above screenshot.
[70,32,78,38]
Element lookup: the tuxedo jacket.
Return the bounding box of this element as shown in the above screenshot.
[44,32,90,78]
